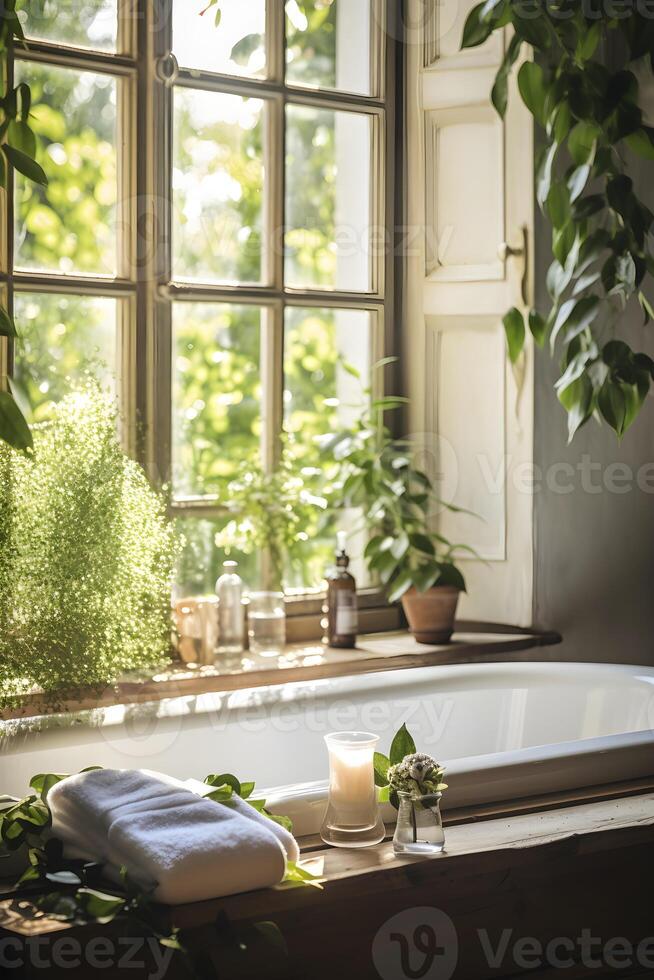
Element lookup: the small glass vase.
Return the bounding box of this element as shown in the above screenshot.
[247,591,286,657]
[393,791,445,856]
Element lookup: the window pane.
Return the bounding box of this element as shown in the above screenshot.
[172,303,262,499]
[284,306,371,589]
[173,89,264,284]
[13,293,116,423]
[173,0,266,78]
[14,63,117,276]
[17,0,117,51]
[285,104,372,291]
[174,517,258,600]
[286,0,372,95]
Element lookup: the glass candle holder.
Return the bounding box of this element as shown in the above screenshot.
[320,732,385,848]
[393,791,445,855]
[247,591,286,657]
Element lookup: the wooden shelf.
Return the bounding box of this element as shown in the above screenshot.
[2,623,561,720]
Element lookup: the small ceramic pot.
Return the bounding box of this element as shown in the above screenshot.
[401,586,460,644]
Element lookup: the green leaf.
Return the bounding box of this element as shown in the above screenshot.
[436,563,467,592]
[572,194,604,221]
[461,3,493,48]
[625,129,654,161]
[576,21,601,62]
[389,724,417,766]
[518,62,547,126]
[373,752,390,787]
[76,888,125,923]
[503,307,526,364]
[568,121,600,166]
[29,773,67,802]
[548,102,572,145]
[387,570,414,604]
[45,870,82,886]
[230,32,264,66]
[491,34,522,118]
[546,181,570,228]
[639,291,654,325]
[7,120,36,159]
[2,144,48,186]
[528,310,547,348]
[567,164,591,203]
[205,773,241,795]
[254,921,288,954]
[551,296,600,350]
[282,862,324,891]
[559,374,594,442]
[239,781,255,800]
[536,141,557,209]
[0,391,33,452]
[0,305,17,338]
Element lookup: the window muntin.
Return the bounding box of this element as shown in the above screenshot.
[7,1,392,602]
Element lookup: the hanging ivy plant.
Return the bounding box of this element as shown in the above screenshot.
[0,4,48,453]
[462,3,654,440]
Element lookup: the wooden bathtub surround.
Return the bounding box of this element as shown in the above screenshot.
[1,791,653,978]
[2,623,561,721]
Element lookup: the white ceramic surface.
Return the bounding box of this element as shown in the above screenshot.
[2,662,653,836]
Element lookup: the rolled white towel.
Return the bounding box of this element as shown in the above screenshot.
[49,769,292,905]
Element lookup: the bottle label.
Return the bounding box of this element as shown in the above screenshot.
[335,592,358,636]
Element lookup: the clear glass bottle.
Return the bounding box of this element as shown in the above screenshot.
[393,791,445,856]
[215,561,244,658]
[324,531,358,648]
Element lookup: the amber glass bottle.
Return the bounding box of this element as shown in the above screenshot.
[324,532,358,648]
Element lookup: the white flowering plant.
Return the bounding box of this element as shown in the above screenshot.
[373,724,448,809]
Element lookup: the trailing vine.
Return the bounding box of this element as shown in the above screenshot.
[0,2,47,452]
[462,2,654,440]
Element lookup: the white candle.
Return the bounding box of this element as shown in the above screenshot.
[325,733,378,824]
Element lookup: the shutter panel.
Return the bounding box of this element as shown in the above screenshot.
[404,0,534,625]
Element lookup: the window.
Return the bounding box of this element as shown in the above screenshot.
[6,1,395,602]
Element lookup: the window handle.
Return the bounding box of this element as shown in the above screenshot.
[499,226,529,305]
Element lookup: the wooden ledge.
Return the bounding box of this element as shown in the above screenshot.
[169,788,654,931]
[1,624,561,721]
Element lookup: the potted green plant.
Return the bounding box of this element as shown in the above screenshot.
[325,361,474,644]
[215,451,328,592]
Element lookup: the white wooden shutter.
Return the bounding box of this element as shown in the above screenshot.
[404,0,535,625]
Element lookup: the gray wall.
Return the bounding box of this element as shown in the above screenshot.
[533,155,654,666]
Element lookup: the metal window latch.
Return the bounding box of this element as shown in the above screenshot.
[155,53,179,86]
[498,226,529,305]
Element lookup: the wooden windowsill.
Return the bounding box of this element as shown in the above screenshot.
[2,623,561,721]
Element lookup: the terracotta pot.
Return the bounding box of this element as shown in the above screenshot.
[401,586,460,645]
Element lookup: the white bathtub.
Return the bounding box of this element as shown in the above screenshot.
[1,661,653,836]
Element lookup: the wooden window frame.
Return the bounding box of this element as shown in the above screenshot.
[2,0,401,633]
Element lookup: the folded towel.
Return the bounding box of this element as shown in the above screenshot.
[49,769,295,905]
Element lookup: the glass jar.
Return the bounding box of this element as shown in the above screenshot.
[393,791,445,855]
[320,732,385,849]
[215,561,244,657]
[247,591,286,657]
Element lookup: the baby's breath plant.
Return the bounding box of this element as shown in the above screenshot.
[0,383,178,712]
